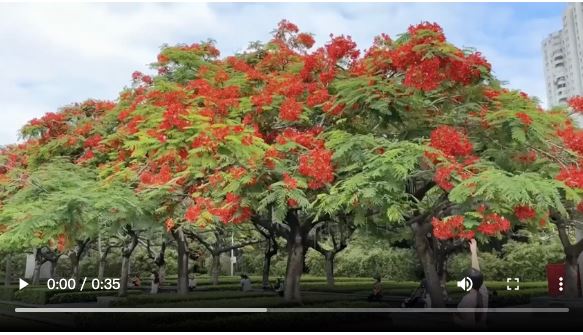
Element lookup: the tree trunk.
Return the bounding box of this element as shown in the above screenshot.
[70,256,80,284]
[118,227,139,297]
[98,259,106,281]
[4,254,11,287]
[158,263,166,286]
[284,212,304,302]
[174,228,190,295]
[49,259,58,279]
[119,255,130,297]
[154,241,167,286]
[32,261,41,286]
[211,254,221,286]
[97,235,108,281]
[262,254,272,289]
[324,252,335,287]
[436,245,450,303]
[261,235,277,289]
[556,222,583,298]
[413,222,445,307]
[32,249,43,286]
[565,255,580,298]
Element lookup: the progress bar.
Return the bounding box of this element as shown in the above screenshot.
[15,307,570,313]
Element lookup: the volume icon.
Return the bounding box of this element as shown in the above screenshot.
[457,277,473,292]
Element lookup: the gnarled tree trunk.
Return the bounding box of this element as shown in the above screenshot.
[4,254,11,287]
[97,235,112,281]
[70,239,90,284]
[120,255,131,296]
[262,237,278,289]
[118,227,139,297]
[413,221,445,307]
[324,252,335,287]
[284,211,305,302]
[98,258,107,281]
[173,227,190,295]
[565,254,580,298]
[556,223,583,298]
[49,259,58,279]
[211,253,221,286]
[32,248,45,286]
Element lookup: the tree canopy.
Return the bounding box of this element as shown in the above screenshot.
[2,20,583,301]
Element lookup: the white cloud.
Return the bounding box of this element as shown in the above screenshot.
[0,2,563,145]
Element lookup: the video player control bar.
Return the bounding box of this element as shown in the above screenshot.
[15,307,570,313]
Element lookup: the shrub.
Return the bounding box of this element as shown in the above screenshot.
[448,251,506,281]
[306,245,419,281]
[448,232,563,281]
[113,290,274,307]
[14,287,73,304]
[48,290,141,304]
[0,286,17,300]
[500,237,563,281]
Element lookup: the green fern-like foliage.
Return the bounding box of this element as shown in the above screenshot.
[0,159,151,252]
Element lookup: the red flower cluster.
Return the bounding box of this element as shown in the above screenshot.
[429,126,473,158]
[184,194,252,225]
[567,96,583,113]
[148,90,190,130]
[390,22,490,91]
[140,165,172,185]
[76,150,94,164]
[277,20,299,34]
[296,33,315,49]
[325,35,360,63]
[208,193,252,224]
[298,148,334,189]
[275,128,325,149]
[263,147,280,169]
[184,197,213,223]
[279,97,303,121]
[432,215,474,240]
[131,71,153,85]
[557,125,583,155]
[306,89,330,107]
[477,213,511,236]
[433,165,456,191]
[226,56,264,81]
[283,173,297,189]
[27,112,68,140]
[83,134,102,148]
[556,165,583,189]
[516,112,532,126]
[513,205,536,222]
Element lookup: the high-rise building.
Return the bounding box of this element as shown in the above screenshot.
[542,3,583,108]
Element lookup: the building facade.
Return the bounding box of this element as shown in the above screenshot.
[543,3,583,108]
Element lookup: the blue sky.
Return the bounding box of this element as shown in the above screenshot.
[0,2,567,145]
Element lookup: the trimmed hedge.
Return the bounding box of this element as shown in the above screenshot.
[12,287,146,304]
[113,290,275,307]
[48,290,142,304]
[0,286,17,300]
[13,287,76,304]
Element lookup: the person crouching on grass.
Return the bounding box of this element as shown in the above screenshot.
[454,238,488,329]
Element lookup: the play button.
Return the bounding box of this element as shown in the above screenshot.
[19,278,29,290]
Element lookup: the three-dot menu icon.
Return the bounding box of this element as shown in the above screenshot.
[559,276,564,292]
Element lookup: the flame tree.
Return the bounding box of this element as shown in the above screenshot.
[1,20,583,302]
